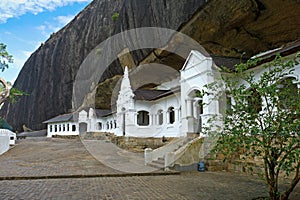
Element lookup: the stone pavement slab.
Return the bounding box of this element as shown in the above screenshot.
[0,137,299,199]
[0,137,120,177]
[0,172,299,200]
[82,140,158,173]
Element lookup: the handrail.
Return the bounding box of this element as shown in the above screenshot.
[144,137,189,165]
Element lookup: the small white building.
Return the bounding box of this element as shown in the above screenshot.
[44,108,117,137]
[44,41,300,138]
[0,129,16,155]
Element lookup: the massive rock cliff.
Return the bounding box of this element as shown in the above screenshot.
[1,0,299,131]
[0,0,206,131]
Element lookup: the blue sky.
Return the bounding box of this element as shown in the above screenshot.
[0,0,92,83]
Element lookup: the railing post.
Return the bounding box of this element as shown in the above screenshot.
[165,152,175,171]
[144,148,153,165]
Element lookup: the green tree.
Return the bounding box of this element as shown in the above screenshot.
[0,43,24,106]
[0,43,13,72]
[204,53,300,200]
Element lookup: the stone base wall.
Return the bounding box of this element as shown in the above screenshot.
[203,151,265,173]
[204,153,296,180]
[111,136,174,152]
[168,137,266,173]
[173,137,204,167]
[81,132,113,140]
[52,135,79,139]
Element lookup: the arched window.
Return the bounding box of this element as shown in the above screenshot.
[168,107,175,124]
[110,121,113,129]
[246,89,262,113]
[278,77,298,110]
[59,125,62,132]
[137,111,149,126]
[72,125,76,132]
[63,124,65,132]
[158,110,163,125]
[226,95,232,111]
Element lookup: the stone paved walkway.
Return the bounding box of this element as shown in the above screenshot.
[0,137,299,199]
[0,172,299,200]
[0,137,120,177]
[82,140,158,173]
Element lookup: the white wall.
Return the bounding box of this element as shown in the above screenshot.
[180,50,221,136]
[0,135,9,155]
[114,94,182,138]
[0,129,16,145]
[97,114,118,134]
[47,122,79,137]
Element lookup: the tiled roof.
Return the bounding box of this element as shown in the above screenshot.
[134,87,180,101]
[43,113,77,124]
[95,109,113,117]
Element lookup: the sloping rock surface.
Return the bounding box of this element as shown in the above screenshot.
[0,0,206,131]
[1,0,299,131]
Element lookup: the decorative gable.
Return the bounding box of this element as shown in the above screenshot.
[181,50,208,71]
[78,110,88,122]
[181,50,213,83]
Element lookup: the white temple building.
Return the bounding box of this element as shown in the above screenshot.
[44,41,300,138]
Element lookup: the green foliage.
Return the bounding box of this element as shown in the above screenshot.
[204,53,300,200]
[8,87,28,104]
[112,12,119,21]
[0,43,13,72]
[0,42,27,106]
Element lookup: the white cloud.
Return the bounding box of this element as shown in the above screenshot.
[21,50,34,59]
[0,0,92,23]
[55,15,74,25]
[36,14,75,38]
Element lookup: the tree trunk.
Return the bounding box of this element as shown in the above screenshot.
[280,162,300,200]
[266,158,279,200]
[0,77,10,106]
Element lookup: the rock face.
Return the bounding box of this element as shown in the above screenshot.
[0,0,124,131]
[140,0,300,70]
[1,0,299,131]
[0,0,206,131]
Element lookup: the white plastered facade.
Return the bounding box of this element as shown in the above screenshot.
[45,50,299,138]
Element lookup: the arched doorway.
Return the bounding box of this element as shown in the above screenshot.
[168,107,175,124]
[79,122,87,135]
[187,89,203,134]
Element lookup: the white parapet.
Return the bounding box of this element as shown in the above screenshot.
[0,129,16,145]
[0,135,10,155]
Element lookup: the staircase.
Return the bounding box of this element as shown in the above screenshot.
[145,136,194,170]
[147,157,165,169]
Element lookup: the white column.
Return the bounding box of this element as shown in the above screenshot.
[193,100,199,119]
[47,124,52,137]
[186,99,193,117]
[164,110,168,124]
[174,108,179,123]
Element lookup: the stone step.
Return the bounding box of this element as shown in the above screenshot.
[147,157,165,170]
[153,157,165,165]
